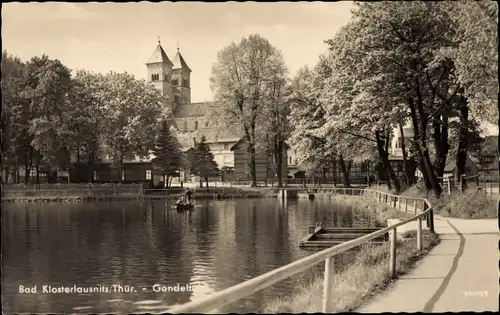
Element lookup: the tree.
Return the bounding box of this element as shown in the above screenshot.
[188,136,219,188]
[286,66,331,184]
[319,20,404,193]
[325,1,477,197]
[99,71,169,181]
[25,55,73,181]
[67,70,105,182]
[1,51,26,183]
[210,34,287,187]
[151,121,182,188]
[448,1,499,184]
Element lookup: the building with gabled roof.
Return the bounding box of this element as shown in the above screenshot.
[65,41,289,185]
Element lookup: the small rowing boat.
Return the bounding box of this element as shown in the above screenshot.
[175,203,195,211]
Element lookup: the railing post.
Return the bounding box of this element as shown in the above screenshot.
[390,227,397,279]
[413,199,417,214]
[398,197,401,210]
[417,216,423,251]
[393,196,397,208]
[322,256,334,312]
[405,198,408,212]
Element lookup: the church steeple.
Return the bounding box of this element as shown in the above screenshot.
[146,40,174,67]
[172,45,191,72]
[146,39,174,110]
[171,44,191,106]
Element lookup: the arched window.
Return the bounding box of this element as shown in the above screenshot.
[205,120,209,127]
[172,78,179,85]
[151,73,160,81]
[194,121,198,130]
[183,121,188,132]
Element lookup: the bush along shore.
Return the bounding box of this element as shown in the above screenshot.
[370,185,497,219]
[1,187,277,203]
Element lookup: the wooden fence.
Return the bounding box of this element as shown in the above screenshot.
[167,188,433,313]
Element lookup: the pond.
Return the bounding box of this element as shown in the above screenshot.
[2,198,381,313]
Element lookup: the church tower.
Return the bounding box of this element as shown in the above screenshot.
[171,46,192,106]
[146,41,175,110]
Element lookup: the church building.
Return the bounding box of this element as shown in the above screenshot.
[145,41,240,181]
[68,41,288,185]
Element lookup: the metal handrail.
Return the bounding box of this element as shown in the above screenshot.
[167,188,433,313]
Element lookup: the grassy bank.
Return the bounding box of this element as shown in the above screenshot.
[371,185,497,219]
[264,230,439,313]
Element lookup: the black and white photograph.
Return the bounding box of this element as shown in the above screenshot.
[1,1,498,314]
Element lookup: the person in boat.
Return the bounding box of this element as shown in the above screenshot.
[176,197,185,206]
[184,188,193,205]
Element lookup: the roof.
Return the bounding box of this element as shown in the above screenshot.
[176,126,241,150]
[230,138,290,151]
[146,43,174,67]
[443,155,478,173]
[173,102,212,118]
[172,49,191,72]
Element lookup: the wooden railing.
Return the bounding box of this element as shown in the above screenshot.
[167,188,434,313]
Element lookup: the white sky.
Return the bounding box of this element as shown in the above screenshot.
[2,1,354,103]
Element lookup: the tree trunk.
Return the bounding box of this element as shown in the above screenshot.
[384,133,393,189]
[87,151,96,183]
[409,90,442,197]
[455,97,469,185]
[399,123,415,186]
[338,154,351,188]
[24,160,31,184]
[433,115,450,179]
[205,176,208,188]
[274,138,284,188]
[15,160,20,184]
[248,143,257,187]
[331,157,337,187]
[375,131,401,193]
[3,167,10,184]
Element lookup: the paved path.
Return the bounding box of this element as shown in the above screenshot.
[356,215,499,312]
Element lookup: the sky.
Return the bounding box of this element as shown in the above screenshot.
[2,1,355,103]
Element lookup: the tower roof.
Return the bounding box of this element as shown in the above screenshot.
[146,42,174,67]
[172,48,191,72]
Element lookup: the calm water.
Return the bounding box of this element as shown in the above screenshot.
[2,198,381,314]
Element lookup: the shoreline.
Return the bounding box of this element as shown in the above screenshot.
[1,192,277,203]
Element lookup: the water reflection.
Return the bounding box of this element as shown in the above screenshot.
[2,198,379,313]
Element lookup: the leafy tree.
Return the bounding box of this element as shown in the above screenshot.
[1,51,26,183]
[99,71,169,181]
[188,136,219,188]
[151,121,182,188]
[319,20,404,193]
[209,34,287,187]
[286,66,333,183]
[67,70,105,181]
[447,1,498,182]
[260,56,289,187]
